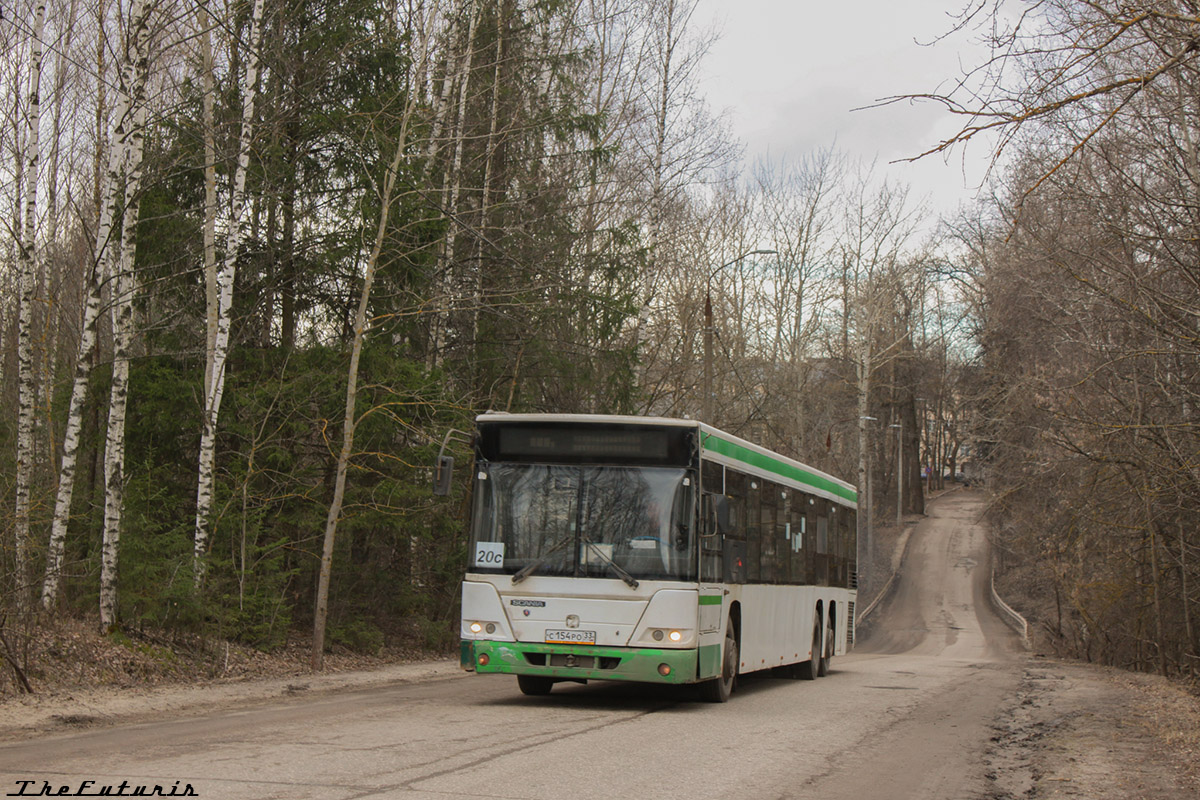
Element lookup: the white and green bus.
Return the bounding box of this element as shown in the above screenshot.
[457,413,858,701]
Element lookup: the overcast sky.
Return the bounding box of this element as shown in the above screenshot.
[694,0,993,221]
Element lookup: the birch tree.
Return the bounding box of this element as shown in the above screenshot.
[194,0,266,583]
[14,0,47,611]
[98,88,148,630]
[425,0,479,371]
[41,0,155,610]
[197,1,218,398]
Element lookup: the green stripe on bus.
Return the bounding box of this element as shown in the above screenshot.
[698,595,722,605]
[702,434,858,504]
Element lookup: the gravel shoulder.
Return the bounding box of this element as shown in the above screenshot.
[983,658,1200,799]
[0,657,461,742]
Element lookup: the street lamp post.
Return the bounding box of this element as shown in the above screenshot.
[703,248,776,422]
[915,397,926,498]
[890,422,902,529]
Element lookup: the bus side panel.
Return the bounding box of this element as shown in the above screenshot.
[836,589,857,655]
[733,585,816,673]
[734,586,857,673]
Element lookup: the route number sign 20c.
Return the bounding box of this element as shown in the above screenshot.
[474,542,504,567]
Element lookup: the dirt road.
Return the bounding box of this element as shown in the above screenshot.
[2,490,1196,799]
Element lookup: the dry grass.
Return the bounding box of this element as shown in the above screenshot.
[1118,670,1200,785]
[0,616,439,700]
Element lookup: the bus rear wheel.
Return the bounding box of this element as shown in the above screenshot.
[817,617,833,677]
[797,615,822,680]
[517,675,554,696]
[700,627,737,702]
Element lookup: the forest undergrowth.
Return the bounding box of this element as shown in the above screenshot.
[0,614,451,700]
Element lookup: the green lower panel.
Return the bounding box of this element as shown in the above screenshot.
[460,640,476,671]
[467,640,698,685]
[697,643,721,679]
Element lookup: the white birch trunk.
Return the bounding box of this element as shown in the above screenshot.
[198,4,218,401]
[443,0,478,280]
[194,0,266,583]
[312,1,441,669]
[40,0,83,478]
[423,9,461,170]
[472,3,503,358]
[98,13,152,633]
[428,0,477,370]
[41,0,149,610]
[15,0,47,610]
[419,8,459,369]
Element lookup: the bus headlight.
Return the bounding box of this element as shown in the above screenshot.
[469,622,483,634]
[668,630,682,642]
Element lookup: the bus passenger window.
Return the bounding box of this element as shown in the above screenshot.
[760,482,778,583]
[791,511,809,584]
[738,473,760,582]
[776,489,791,584]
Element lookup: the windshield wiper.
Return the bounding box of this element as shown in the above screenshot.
[511,534,573,584]
[582,540,639,589]
[512,535,640,589]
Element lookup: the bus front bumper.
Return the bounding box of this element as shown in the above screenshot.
[462,639,697,685]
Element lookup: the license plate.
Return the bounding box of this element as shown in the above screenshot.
[545,629,596,644]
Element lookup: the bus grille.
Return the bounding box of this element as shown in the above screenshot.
[523,652,621,670]
[847,601,856,645]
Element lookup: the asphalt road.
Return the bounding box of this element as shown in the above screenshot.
[5,490,1023,800]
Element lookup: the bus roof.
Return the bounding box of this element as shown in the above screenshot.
[475,412,857,507]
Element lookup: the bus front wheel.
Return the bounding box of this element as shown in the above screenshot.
[700,627,738,702]
[517,675,554,696]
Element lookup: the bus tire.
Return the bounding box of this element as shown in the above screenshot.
[817,617,833,677]
[517,675,554,696]
[797,615,821,680]
[700,627,737,702]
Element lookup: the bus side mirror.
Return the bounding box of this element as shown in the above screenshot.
[703,494,731,536]
[433,455,454,496]
[432,428,470,496]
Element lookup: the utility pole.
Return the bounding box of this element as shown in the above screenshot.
[859,415,877,588]
[704,293,714,423]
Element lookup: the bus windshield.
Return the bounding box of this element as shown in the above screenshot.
[470,464,696,582]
